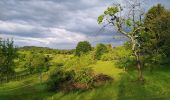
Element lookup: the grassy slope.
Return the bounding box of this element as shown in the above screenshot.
[0,61,170,100]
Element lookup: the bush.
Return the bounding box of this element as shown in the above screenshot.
[94,44,108,60]
[46,69,75,91]
[74,67,94,84]
[75,41,92,56]
[101,53,114,61]
[46,67,113,92]
[64,53,96,70]
[23,53,50,74]
[113,45,134,70]
[116,56,135,70]
[46,67,94,91]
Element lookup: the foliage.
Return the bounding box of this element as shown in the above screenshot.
[46,68,75,91]
[74,67,94,84]
[101,53,114,61]
[114,44,135,70]
[144,4,167,24]
[143,4,170,65]
[97,6,119,24]
[64,53,96,71]
[23,53,50,74]
[97,1,154,80]
[94,44,108,60]
[0,39,17,79]
[75,41,92,56]
[19,46,75,55]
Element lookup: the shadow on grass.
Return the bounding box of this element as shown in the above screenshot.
[51,82,116,100]
[0,82,55,100]
[117,70,170,100]
[1,67,170,100]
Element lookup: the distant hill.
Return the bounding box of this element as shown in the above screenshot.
[18,46,75,54]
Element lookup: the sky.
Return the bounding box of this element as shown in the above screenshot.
[0,0,170,49]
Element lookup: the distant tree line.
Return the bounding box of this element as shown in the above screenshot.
[19,46,75,55]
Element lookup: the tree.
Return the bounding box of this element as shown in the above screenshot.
[143,4,170,65]
[94,43,108,60]
[24,52,50,83]
[0,39,17,81]
[24,53,49,74]
[98,0,148,81]
[75,41,92,56]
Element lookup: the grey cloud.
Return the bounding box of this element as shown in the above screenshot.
[0,0,170,49]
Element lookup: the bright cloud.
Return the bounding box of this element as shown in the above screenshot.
[0,0,169,49]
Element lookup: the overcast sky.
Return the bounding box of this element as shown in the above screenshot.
[0,0,170,49]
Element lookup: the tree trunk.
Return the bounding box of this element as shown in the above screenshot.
[134,51,144,81]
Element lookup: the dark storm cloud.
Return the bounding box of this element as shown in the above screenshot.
[0,0,170,49]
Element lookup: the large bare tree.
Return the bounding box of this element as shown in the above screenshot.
[98,0,147,81]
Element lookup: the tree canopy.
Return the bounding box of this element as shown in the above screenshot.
[75,41,92,56]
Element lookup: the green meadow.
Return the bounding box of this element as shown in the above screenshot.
[0,1,170,100]
[0,55,170,100]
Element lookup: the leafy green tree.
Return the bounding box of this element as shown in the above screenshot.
[144,4,166,25]
[143,4,170,65]
[0,39,17,81]
[94,44,108,60]
[75,41,92,56]
[23,53,50,82]
[24,53,50,74]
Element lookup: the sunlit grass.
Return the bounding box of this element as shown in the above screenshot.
[0,61,170,100]
[90,61,124,80]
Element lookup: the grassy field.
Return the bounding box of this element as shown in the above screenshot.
[0,60,170,100]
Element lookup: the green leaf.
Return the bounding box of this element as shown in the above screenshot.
[107,6,119,16]
[97,15,104,24]
[136,21,141,25]
[126,19,132,27]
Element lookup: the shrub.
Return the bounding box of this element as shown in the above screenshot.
[46,69,75,91]
[113,45,134,70]
[94,44,108,60]
[64,53,96,70]
[24,53,50,74]
[75,41,92,56]
[116,56,136,71]
[47,67,113,92]
[46,67,94,91]
[101,53,114,61]
[74,67,94,84]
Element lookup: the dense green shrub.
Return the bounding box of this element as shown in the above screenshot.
[101,53,114,61]
[64,53,96,70]
[74,67,94,84]
[113,44,135,70]
[116,56,136,70]
[94,44,108,60]
[46,66,113,92]
[47,67,94,91]
[75,41,92,56]
[23,53,50,74]
[46,69,75,91]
